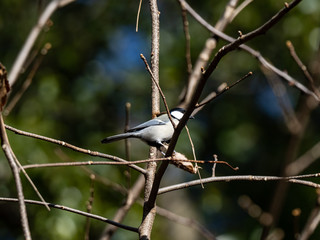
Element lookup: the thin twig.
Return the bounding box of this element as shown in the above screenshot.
[158,174,320,195]
[84,174,95,240]
[179,0,319,102]
[5,43,51,116]
[261,66,300,134]
[180,0,239,106]
[179,1,192,76]
[140,53,175,128]
[195,71,252,109]
[55,148,128,195]
[136,0,143,32]
[23,158,239,170]
[212,154,218,177]
[5,124,145,174]
[0,116,31,240]
[124,102,132,189]
[168,0,304,162]
[185,125,203,188]
[286,40,320,98]
[145,0,300,222]
[0,197,139,233]
[136,1,303,218]
[12,153,50,211]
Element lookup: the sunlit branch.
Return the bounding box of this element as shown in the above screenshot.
[158,173,320,195]
[5,124,146,174]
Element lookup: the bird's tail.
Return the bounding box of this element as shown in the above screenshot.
[101,132,137,144]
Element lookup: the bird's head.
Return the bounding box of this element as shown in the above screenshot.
[170,108,194,121]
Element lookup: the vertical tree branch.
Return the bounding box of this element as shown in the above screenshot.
[0,115,31,240]
[139,0,161,239]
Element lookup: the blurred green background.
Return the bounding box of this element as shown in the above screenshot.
[0,0,319,239]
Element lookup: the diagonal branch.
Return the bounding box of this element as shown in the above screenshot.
[179,0,319,102]
[0,197,139,233]
[5,124,145,174]
[8,0,75,86]
[142,2,306,229]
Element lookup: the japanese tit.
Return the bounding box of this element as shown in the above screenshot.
[101,108,191,149]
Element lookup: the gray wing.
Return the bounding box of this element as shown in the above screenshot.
[128,118,166,132]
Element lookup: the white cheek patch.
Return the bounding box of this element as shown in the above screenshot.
[171,110,184,120]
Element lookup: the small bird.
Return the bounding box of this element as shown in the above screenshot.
[101,108,191,149]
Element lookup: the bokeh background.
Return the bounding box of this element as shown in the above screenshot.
[0,0,319,239]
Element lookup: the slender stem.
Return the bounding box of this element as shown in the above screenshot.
[0,197,139,233]
[0,116,31,240]
[179,0,319,102]
[158,174,320,195]
[5,124,145,174]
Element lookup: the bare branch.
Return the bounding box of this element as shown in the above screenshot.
[158,173,320,195]
[5,124,146,174]
[286,40,320,98]
[0,116,31,240]
[139,0,161,239]
[194,71,252,111]
[23,157,238,170]
[4,43,51,116]
[168,0,303,161]
[84,174,95,240]
[136,0,143,32]
[0,197,139,233]
[179,1,192,76]
[179,0,239,106]
[179,0,319,102]
[261,66,301,134]
[8,0,75,86]
[140,54,175,128]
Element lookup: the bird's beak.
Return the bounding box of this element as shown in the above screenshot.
[189,115,194,119]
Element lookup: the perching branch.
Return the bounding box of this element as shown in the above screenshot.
[5,124,146,174]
